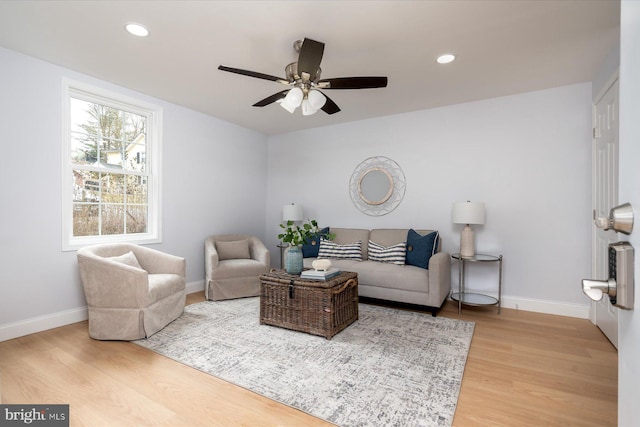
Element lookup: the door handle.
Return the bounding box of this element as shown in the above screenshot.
[582,241,634,310]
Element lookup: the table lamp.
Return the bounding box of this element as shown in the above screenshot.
[452,201,485,257]
[282,203,303,222]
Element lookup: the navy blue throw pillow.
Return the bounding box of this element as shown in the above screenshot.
[405,229,439,269]
[302,227,330,258]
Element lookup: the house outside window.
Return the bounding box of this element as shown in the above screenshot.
[62,80,162,250]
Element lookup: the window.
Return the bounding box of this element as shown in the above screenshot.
[62,80,162,250]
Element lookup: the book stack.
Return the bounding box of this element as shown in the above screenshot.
[300,268,341,280]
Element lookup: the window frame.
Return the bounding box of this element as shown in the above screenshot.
[62,79,162,251]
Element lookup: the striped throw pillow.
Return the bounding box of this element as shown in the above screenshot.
[317,239,363,260]
[367,240,407,265]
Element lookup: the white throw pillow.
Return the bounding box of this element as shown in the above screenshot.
[109,251,143,269]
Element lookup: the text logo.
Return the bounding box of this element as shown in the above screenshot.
[1,405,69,426]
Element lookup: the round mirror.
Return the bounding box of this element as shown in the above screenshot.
[349,156,406,216]
[358,168,394,205]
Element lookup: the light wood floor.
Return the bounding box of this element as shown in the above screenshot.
[0,292,617,426]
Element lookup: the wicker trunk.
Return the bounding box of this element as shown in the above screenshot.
[259,270,359,339]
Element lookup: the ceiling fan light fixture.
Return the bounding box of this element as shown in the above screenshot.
[218,37,388,116]
[436,53,456,64]
[280,87,303,113]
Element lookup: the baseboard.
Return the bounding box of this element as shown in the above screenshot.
[186,279,205,295]
[500,295,590,319]
[0,306,88,343]
[0,280,207,343]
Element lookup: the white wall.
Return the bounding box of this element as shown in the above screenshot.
[0,47,268,340]
[618,2,640,425]
[0,44,598,341]
[593,39,620,100]
[267,83,593,317]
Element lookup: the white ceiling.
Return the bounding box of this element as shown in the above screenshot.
[0,1,620,136]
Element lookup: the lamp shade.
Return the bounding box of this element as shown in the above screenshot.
[308,89,327,109]
[301,90,326,116]
[280,88,303,113]
[301,98,316,116]
[452,201,485,225]
[282,203,303,222]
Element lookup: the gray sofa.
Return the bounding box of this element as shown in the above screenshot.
[302,228,451,315]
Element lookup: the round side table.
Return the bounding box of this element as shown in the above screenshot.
[450,253,503,314]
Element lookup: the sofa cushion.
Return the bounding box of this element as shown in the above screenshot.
[216,239,251,260]
[147,273,186,302]
[406,229,439,269]
[367,240,407,265]
[318,239,363,260]
[355,261,430,294]
[211,259,269,279]
[302,227,330,258]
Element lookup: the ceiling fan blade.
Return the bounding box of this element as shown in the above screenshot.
[297,38,324,82]
[318,76,388,89]
[320,93,341,115]
[218,65,287,83]
[253,90,289,107]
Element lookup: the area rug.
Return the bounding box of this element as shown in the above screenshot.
[134,298,474,427]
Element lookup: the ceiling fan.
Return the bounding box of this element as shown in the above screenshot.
[218,38,388,116]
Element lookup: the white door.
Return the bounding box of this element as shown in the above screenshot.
[592,77,619,348]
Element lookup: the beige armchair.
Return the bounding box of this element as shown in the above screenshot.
[77,243,186,340]
[205,234,271,301]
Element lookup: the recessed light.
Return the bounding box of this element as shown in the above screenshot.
[436,54,455,64]
[125,23,149,37]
